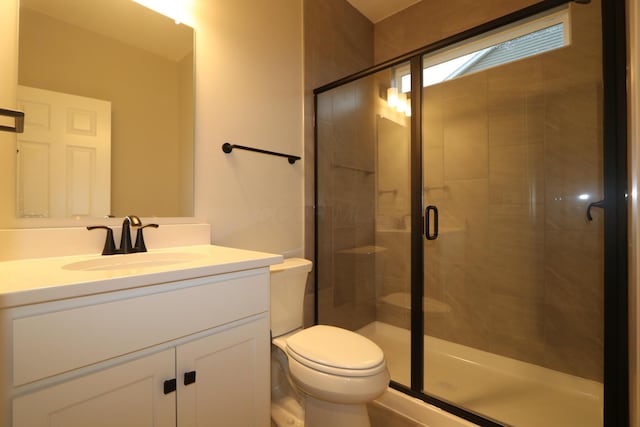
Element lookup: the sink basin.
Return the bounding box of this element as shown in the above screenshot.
[62,252,201,272]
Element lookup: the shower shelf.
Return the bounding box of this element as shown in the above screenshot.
[331,163,374,174]
[337,245,387,255]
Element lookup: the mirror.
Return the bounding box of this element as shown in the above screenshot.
[17,0,194,220]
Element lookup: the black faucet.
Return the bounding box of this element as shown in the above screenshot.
[119,215,142,254]
[88,215,158,255]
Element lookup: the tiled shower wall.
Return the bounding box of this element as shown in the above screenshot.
[315,75,379,331]
[303,0,374,327]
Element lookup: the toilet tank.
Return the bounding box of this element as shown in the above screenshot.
[270,258,312,338]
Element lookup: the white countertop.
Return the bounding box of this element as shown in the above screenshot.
[0,244,283,309]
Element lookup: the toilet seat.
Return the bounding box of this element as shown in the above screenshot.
[286,325,386,377]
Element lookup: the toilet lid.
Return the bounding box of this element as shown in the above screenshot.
[286,325,385,376]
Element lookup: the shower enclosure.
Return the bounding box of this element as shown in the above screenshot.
[314,0,627,426]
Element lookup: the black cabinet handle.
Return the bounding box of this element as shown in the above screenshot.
[425,205,439,240]
[163,378,176,394]
[184,371,196,386]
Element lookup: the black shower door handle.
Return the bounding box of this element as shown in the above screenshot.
[425,205,439,240]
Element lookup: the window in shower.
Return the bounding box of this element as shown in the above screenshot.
[391,7,569,93]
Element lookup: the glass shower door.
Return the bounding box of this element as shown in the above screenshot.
[313,1,625,425]
[421,3,605,426]
[315,63,413,388]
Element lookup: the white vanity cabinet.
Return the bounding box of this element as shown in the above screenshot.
[13,348,176,427]
[176,317,269,426]
[3,262,273,427]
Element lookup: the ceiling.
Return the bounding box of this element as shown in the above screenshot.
[346,0,423,23]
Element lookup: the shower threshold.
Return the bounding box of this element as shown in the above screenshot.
[358,321,602,427]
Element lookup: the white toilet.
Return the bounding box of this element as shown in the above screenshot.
[270,258,390,427]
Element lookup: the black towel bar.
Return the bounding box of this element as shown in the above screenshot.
[0,108,25,134]
[222,142,300,164]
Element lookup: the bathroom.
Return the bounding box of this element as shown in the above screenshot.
[0,0,638,426]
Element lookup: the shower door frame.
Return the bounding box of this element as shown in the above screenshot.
[313,0,628,425]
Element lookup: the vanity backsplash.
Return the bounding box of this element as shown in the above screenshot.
[0,223,211,261]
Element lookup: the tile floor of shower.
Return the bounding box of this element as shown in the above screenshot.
[358,321,603,427]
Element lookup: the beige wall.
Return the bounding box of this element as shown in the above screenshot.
[19,8,190,217]
[192,0,303,255]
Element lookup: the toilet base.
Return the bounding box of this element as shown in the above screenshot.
[272,345,305,427]
[305,396,371,427]
[271,401,304,427]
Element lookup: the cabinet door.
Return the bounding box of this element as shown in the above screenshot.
[177,315,270,427]
[13,349,175,427]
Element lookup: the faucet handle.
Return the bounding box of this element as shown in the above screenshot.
[87,226,117,255]
[134,223,159,252]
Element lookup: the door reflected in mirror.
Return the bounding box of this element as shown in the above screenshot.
[17,0,194,219]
